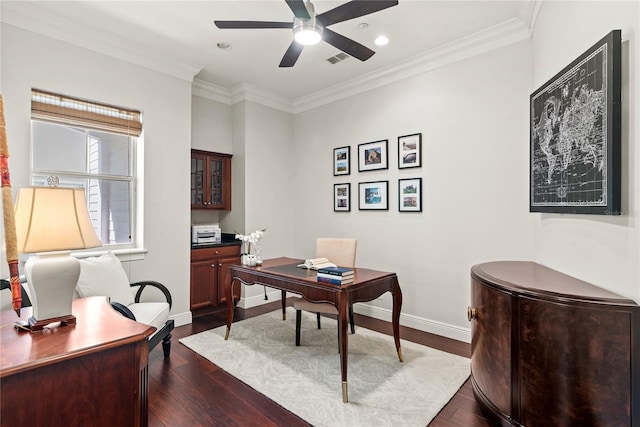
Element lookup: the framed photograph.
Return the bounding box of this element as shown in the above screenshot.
[358,140,388,172]
[358,181,388,210]
[530,30,621,215]
[398,133,422,169]
[399,178,422,212]
[333,146,350,176]
[334,183,350,212]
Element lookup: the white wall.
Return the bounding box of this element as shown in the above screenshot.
[292,41,534,339]
[239,101,296,306]
[190,95,233,226]
[531,1,640,301]
[1,24,193,325]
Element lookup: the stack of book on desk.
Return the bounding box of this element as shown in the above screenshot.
[316,266,354,285]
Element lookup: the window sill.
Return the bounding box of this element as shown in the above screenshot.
[72,247,148,262]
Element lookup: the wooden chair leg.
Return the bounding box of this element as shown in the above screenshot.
[162,333,172,358]
[349,306,355,334]
[316,312,321,329]
[295,310,302,346]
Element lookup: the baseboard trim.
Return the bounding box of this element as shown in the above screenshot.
[354,304,471,344]
[238,289,283,309]
[235,292,470,344]
[170,310,192,328]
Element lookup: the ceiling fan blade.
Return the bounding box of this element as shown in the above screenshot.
[279,41,305,67]
[322,28,375,62]
[214,21,293,29]
[285,0,311,19]
[317,0,398,26]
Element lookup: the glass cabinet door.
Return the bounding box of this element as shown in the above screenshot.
[191,155,205,206]
[208,157,223,207]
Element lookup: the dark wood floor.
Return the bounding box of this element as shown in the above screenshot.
[148,299,500,427]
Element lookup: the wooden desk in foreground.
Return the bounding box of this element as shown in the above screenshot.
[226,256,403,403]
[0,296,155,426]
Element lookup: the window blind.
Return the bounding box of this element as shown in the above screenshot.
[31,89,142,137]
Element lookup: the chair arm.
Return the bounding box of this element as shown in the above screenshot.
[111,301,136,321]
[130,280,173,309]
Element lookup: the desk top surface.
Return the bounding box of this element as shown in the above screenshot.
[231,257,396,288]
[1,297,155,376]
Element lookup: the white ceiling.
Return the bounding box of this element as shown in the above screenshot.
[1,1,538,104]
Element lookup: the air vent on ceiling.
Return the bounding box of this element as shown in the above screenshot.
[326,52,350,64]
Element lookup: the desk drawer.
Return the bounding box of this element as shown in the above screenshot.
[191,245,240,261]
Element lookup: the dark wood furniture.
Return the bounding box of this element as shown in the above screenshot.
[226,257,403,403]
[0,296,155,426]
[190,149,232,210]
[469,261,640,426]
[190,244,241,310]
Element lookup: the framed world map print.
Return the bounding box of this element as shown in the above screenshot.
[530,30,621,215]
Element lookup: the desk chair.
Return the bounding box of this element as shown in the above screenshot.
[293,238,357,346]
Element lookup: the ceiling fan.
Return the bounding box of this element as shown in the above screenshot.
[214,0,399,67]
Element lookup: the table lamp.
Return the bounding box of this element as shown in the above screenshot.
[14,186,101,331]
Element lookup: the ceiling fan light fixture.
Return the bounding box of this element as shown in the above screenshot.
[293,19,323,45]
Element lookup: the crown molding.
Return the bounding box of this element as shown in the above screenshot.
[192,79,233,105]
[293,15,533,113]
[230,83,294,114]
[518,0,544,35]
[1,2,202,82]
[2,1,539,114]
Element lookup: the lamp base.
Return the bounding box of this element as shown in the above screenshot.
[27,314,77,332]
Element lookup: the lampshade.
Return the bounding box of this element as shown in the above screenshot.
[15,186,101,254]
[13,186,101,331]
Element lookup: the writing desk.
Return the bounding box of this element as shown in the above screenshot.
[226,257,403,403]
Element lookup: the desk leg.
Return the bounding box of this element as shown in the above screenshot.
[224,277,237,340]
[392,276,404,362]
[281,290,287,320]
[338,295,349,403]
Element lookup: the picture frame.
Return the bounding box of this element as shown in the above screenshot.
[333,146,350,176]
[398,133,422,169]
[530,30,621,215]
[358,140,388,172]
[334,183,350,212]
[358,181,388,210]
[399,178,422,212]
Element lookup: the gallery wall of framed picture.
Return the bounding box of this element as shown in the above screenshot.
[332,132,423,213]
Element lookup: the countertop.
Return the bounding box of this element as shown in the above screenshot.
[191,232,241,250]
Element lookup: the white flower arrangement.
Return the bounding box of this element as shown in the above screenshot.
[235,228,266,255]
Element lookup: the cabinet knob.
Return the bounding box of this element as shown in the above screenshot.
[215,250,219,255]
[211,264,215,268]
[467,306,478,322]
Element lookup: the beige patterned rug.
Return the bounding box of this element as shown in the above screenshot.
[180,308,469,427]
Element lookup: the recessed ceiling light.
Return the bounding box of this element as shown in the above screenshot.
[358,22,369,30]
[217,42,231,50]
[374,35,389,46]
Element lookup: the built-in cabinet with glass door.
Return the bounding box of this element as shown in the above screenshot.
[191,149,232,210]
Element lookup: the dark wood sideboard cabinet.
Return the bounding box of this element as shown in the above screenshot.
[469,261,640,427]
[0,297,155,426]
[190,245,241,310]
[191,149,232,210]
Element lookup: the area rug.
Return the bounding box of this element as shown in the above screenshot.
[179,308,470,427]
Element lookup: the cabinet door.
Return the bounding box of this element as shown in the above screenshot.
[217,256,241,305]
[519,297,633,426]
[190,259,216,309]
[190,152,207,208]
[470,279,513,420]
[207,155,231,210]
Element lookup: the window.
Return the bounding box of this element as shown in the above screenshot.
[30,89,142,251]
